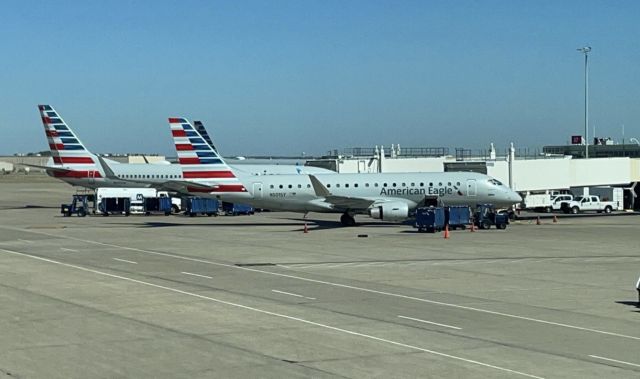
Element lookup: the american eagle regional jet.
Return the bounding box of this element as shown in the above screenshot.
[104,117,521,226]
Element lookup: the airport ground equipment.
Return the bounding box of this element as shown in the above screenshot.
[445,206,470,230]
[143,197,172,216]
[222,202,255,216]
[414,207,446,233]
[185,197,219,217]
[561,195,615,214]
[98,197,130,216]
[474,204,509,230]
[60,195,92,217]
[550,194,573,211]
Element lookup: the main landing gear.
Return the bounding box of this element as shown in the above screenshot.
[340,213,356,227]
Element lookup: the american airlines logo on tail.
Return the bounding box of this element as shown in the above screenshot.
[38,105,101,178]
[168,118,246,192]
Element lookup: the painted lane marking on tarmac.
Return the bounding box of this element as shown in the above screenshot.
[17,239,33,244]
[113,258,137,264]
[5,226,640,342]
[272,289,316,300]
[398,315,462,330]
[181,272,213,279]
[60,248,78,252]
[0,248,544,379]
[589,355,640,368]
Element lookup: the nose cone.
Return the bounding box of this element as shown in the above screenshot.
[507,189,522,203]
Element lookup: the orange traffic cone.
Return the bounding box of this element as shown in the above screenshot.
[303,222,308,233]
[443,225,450,239]
[553,215,558,223]
[536,216,541,225]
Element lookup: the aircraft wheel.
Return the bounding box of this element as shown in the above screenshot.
[340,213,356,226]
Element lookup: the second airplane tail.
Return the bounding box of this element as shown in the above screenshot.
[169,117,247,193]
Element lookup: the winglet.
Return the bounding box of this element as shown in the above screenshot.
[309,175,331,197]
[96,156,118,179]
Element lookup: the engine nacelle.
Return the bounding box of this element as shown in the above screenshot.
[368,202,410,221]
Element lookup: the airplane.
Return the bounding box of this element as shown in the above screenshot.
[105,117,521,226]
[32,105,332,189]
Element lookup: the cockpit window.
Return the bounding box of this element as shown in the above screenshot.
[488,179,503,186]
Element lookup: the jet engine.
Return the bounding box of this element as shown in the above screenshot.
[368,202,410,221]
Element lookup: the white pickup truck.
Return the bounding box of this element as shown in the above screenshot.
[561,195,616,214]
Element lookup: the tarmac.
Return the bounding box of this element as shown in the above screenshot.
[0,174,639,379]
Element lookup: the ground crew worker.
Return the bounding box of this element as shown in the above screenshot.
[636,276,640,306]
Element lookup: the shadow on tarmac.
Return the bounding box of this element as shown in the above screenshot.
[615,300,640,312]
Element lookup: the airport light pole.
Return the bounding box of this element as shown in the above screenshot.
[577,46,591,158]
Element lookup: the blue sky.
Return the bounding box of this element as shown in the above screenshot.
[1,1,639,156]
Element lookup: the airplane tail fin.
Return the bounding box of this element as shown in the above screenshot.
[168,117,246,193]
[37,105,101,178]
[193,121,217,151]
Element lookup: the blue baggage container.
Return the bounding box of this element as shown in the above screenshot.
[446,206,471,230]
[144,197,172,216]
[222,202,255,216]
[414,207,445,233]
[185,197,219,217]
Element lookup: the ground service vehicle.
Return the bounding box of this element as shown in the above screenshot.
[524,194,553,213]
[550,194,573,211]
[474,204,509,230]
[561,196,615,214]
[60,195,91,217]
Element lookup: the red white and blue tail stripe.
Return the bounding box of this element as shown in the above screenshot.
[38,105,101,179]
[169,117,246,193]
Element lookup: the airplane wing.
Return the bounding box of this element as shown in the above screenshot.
[309,175,376,211]
[96,156,217,194]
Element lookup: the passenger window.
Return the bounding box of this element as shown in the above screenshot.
[279,184,283,189]
[345,184,349,188]
[402,183,406,187]
[307,184,311,188]
[270,185,274,189]
[288,184,292,189]
[438,182,442,186]
[456,182,461,186]
[327,184,331,188]
[298,184,302,188]
[429,182,433,186]
[392,183,396,187]
[420,182,424,187]
[374,183,379,187]
[354,183,358,188]
[448,182,451,186]
[383,183,387,187]
[336,184,340,188]
[411,182,415,187]
[365,183,369,187]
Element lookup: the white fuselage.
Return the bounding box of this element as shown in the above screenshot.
[186,171,521,213]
